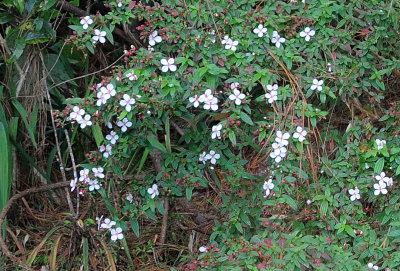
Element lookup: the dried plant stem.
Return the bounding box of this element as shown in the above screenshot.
[64,130,80,218]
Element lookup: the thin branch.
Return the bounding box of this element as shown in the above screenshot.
[170,120,186,136]
[64,130,80,218]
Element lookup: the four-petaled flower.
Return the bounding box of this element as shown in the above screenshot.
[206,150,220,164]
[147,184,159,199]
[117,118,132,133]
[311,79,324,91]
[299,27,315,41]
[100,144,112,158]
[101,218,116,229]
[80,114,92,129]
[79,168,90,183]
[100,83,116,98]
[375,139,386,150]
[126,193,133,203]
[253,24,268,37]
[161,58,177,72]
[92,29,106,44]
[271,31,285,48]
[270,143,287,163]
[199,152,208,164]
[92,167,105,179]
[275,131,290,146]
[263,179,274,197]
[374,180,387,196]
[230,82,240,90]
[211,124,222,139]
[96,91,108,106]
[69,106,85,122]
[149,30,162,46]
[265,84,278,104]
[189,95,201,108]
[229,89,246,105]
[199,89,214,103]
[111,227,124,241]
[106,130,119,144]
[203,97,219,111]
[293,126,307,142]
[225,39,239,51]
[120,94,136,112]
[126,71,138,81]
[88,179,100,191]
[80,16,93,30]
[348,187,360,201]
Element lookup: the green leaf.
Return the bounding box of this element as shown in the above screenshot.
[374,158,384,174]
[240,212,251,226]
[157,200,165,215]
[345,225,356,237]
[228,130,236,146]
[41,0,58,10]
[282,194,298,210]
[82,238,89,271]
[235,222,243,234]
[130,219,140,237]
[11,99,37,148]
[0,122,11,234]
[193,67,208,83]
[239,111,253,125]
[149,199,155,213]
[396,164,400,176]
[320,200,328,217]
[148,135,166,153]
[91,125,104,148]
[144,209,157,221]
[186,187,193,201]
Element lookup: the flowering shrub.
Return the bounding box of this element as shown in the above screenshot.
[50,0,400,269]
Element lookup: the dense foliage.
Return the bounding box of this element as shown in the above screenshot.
[1,0,400,270]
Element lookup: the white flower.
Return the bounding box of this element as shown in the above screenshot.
[299,27,315,41]
[80,114,92,129]
[69,106,85,122]
[100,83,116,98]
[263,179,274,196]
[199,89,214,103]
[275,131,290,146]
[199,152,208,164]
[96,91,108,106]
[101,144,112,158]
[120,94,136,112]
[293,126,307,142]
[270,143,287,163]
[126,71,138,81]
[88,179,100,191]
[265,91,278,104]
[111,227,124,241]
[126,193,133,203]
[161,58,177,72]
[199,246,208,252]
[117,0,122,7]
[367,263,379,270]
[205,150,220,165]
[365,163,370,169]
[271,31,285,48]
[225,39,239,51]
[221,35,231,45]
[147,184,159,199]
[70,178,77,192]
[189,95,201,108]
[80,16,93,30]
[92,29,106,44]
[230,82,240,90]
[211,124,222,139]
[386,177,393,187]
[117,117,132,132]
[101,218,116,229]
[203,97,218,111]
[311,79,324,91]
[348,187,360,201]
[253,24,268,37]
[375,139,386,150]
[79,169,90,183]
[149,30,162,46]
[106,130,119,144]
[229,89,246,105]
[92,167,105,179]
[209,30,216,43]
[374,180,387,196]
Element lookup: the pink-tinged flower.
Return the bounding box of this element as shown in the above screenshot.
[100,83,116,98]
[70,178,77,192]
[92,29,106,44]
[221,35,231,45]
[92,167,105,179]
[253,24,268,37]
[126,193,133,203]
[126,71,138,81]
[263,179,274,196]
[199,89,214,102]
[203,97,218,111]
[101,144,112,158]
[205,150,220,164]
[111,227,124,241]
[293,126,307,142]
[275,131,290,146]
[348,187,360,201]
[299,27,315,41]
[271,31,285,48]
[199,152,208,164]
[101,218,116,229]
[189,95,201,108]
[106,130,119,144]
[270,143,287,163]
[79,168,90,183]
[69,106,85,122]
[211,124,222,139]
[311,79,324,91]
[96,91,108,106]
[374,180,387,196]
[147,184,159,199]
[117,117,132,132]
[229,89,246,105]
[80,16,93,30]
[375,139,386,150]
[88,179,100,191]
[149,30,162,46]
[120,94,136,112]
[230,82,240,90]
[79,114,92,129]
[161,58,177,72]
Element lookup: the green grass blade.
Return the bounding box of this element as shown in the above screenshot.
[0,122,11,237]
[11,99,37,148]
[83,237,89,271]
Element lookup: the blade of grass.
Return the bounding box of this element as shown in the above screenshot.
[0,122,11,237]
[11,99,37,148]
[100,240,117,271]
[50,234,62,271]
[82,237,89,271]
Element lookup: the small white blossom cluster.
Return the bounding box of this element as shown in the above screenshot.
[270,131,290,163]
[348,186,360,201]
[96,83,117,107]
[374,171,393,196]
[211,124,222,139]
[147,184,159,199]
[120,94,141,112]
[149,30,162,46]
[68,106,92,129]
[375,139,386,150]
[199,150,221,165]
[160,58,177,72]
[265,84,279,104]
[189,89,219,111]
[70,167,104,194]
[271,31,286,48]
[92,29,107,44]
[263,179,274,197]
[221,35,239,51]
[80,16,93,30]
[228,82,246,105]
[98,217,124,242]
